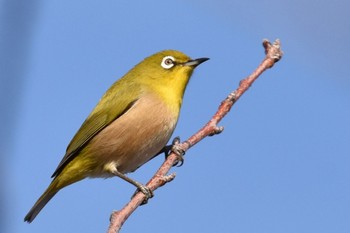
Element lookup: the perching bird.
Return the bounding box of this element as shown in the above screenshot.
[24,50,208,223]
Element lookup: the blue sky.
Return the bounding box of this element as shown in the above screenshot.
[2,0,350,232]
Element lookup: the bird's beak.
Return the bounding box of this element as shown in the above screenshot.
[183,57,209,67]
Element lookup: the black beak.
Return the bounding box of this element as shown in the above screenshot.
[183,57,209,67]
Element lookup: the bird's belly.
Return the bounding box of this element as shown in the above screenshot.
[86,96,178,175]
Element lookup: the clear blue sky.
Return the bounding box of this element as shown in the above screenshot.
[2,0,350,232]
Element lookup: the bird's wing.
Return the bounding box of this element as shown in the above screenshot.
[51,81,141,178]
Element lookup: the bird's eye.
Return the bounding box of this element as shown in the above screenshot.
[161,56,175,69]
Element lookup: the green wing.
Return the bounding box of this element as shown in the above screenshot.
[51,80,141,178]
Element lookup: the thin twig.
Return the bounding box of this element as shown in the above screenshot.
[107,39,283,233]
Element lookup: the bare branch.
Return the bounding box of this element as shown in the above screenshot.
[107,39,283,233]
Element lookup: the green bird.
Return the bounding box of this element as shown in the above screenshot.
[24,50,209,223]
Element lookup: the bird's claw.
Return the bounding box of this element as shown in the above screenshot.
[170,137,186,167]
[131,184,154,205]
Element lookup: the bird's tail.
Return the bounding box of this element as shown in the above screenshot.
[24,155,93,222]
[24,180,59,223]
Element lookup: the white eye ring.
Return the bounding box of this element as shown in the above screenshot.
[161,56,175,69]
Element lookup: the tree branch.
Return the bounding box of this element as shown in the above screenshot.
[107,39,283,233]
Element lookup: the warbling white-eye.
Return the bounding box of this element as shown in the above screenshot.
[24,50,208,223]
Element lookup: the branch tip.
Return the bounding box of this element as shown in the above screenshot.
[215,126,224,134]
[109,211,118,222]
[263,39,283,64]
[162,173,176,182]
[209,126,224,136]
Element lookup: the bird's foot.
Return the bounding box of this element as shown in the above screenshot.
[132,184,154,205]
[109,166,154,205]
[169,136,188,167]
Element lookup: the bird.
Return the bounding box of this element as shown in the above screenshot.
[24,50,209,223]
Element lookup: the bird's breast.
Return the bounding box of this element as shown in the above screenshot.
[86,93,179,175]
